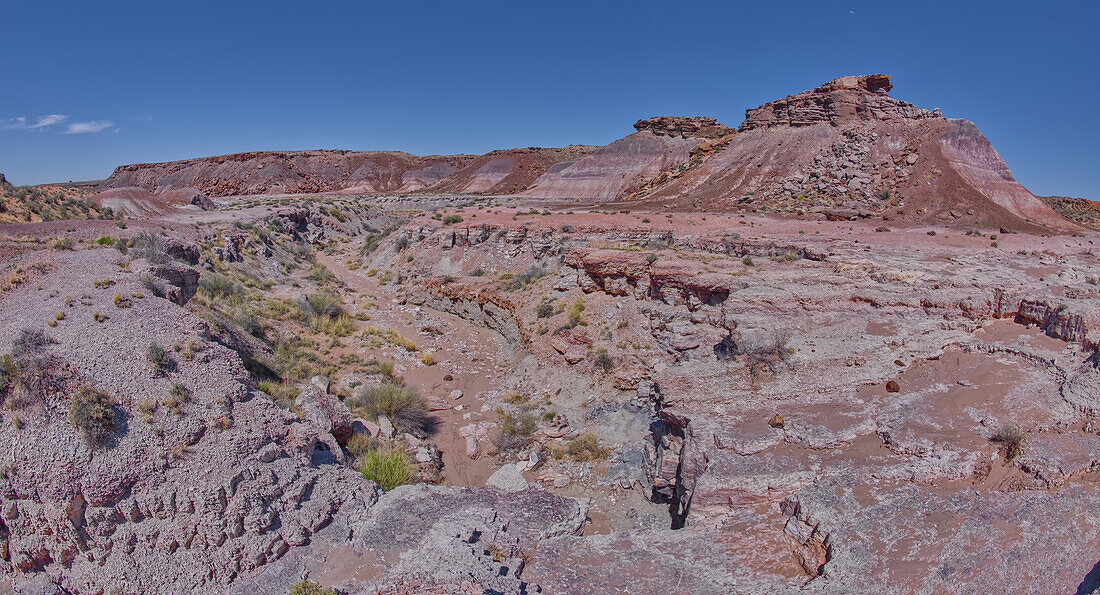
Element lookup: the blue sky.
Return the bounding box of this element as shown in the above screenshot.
[1,1,1097,199]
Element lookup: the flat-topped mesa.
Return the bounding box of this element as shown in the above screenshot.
[739,74,942,131]
[634,116,735,139]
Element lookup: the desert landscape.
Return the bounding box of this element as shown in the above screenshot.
[0,73,1097,594]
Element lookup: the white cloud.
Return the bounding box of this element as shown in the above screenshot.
[2,114,115,134]
[2,114,70,129]
[29,114,69,128]
[62,120,115,134]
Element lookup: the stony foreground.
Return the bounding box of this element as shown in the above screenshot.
[0,193,1095,594]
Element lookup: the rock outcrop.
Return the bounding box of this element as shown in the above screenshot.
[634,74,1075,232]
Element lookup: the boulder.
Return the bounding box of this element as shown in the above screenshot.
[486,464,528,492]
[295,384,354,443]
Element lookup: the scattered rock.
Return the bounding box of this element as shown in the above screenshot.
[486,464,528,492]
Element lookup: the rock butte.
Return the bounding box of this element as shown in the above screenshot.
[0,74,1097,594]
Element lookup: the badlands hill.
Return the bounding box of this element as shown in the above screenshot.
[95,75,1076,233]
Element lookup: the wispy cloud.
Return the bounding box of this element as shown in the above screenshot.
[2,114,70,129]
[63,120,115,134]
[30,114,69,128]
[2,114,116,134]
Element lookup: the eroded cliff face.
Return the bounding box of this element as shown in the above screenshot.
[635,74,1075,232]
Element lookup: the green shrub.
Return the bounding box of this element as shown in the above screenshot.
[347,382,430,435]
[358,447,414,491]
[69,385,117,446]
[536,299,555,318]
[442,214,463,225]
[147,343,172,374]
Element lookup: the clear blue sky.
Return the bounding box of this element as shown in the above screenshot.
[1,1,1096,199]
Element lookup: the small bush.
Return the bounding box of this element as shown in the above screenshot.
[991,425,1026,461]
[536,299,555,319]
[147,343,172,374]
[69,385,117,446]
[508,266,548,290]
[742,255,754,266]
[11,329,50,359]
[442,214,463,225]
[593,348,614,373]
[129,232,172,264]
[51,236,73,250]
[420,353,435,366]
[877,189,891,201]
[347,382,431,436]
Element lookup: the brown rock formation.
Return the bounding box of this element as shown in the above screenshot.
[90,74,1080,232]
[631,74,1076,232]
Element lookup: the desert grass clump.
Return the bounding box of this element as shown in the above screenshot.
[69,385,117,446]
[198,272,243,299]
[297,291,344,321]
[566,433,611,462]
[347,382,431,435]
[991,425,1026,461]
[566,300,585,328]
[256,380,300,409]
[358,447,414,491]
[496,410,538,453]
[166,383,191,412]
[288,580,337,595]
